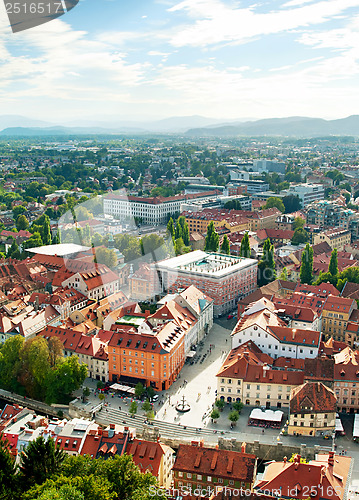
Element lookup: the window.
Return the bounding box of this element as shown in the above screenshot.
[218,478,223,484]
[187,473,192,478]
[207,476,212,482]
[197,475,202,480]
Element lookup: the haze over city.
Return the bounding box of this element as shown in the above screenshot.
[1,0,359,123]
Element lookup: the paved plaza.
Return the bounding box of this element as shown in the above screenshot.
[74,318,359,475]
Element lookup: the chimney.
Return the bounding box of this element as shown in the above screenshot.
[328,451,334,467]
[296,454,301,463]
[145,310,151,318]
[110,424,115,430]
[200,440,204,447]
[241,442,246,453]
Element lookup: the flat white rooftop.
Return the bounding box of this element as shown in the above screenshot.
[156,250,257,278]
[27,243,90,257]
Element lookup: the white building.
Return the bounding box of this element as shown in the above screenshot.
[157,285,214,351]
[103,191,220,225]
[282,183,325,207]
[231,307,320,359]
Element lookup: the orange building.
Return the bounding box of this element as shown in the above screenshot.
[108,321,186,391]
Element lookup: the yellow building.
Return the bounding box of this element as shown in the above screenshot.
[322,295,357,342]
[288,382,336,437]
[216,341,304,408]
[314,228,351,251]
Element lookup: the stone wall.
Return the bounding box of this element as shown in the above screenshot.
[0,389,69,418]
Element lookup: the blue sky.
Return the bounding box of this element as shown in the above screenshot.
[0,0,359,122]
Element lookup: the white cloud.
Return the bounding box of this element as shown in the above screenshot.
[167,0,359,47]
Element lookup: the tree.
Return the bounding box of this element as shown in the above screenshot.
[220,234,230,254]
[53,231,61,244]
[19,436,66,489]
[205,221,219,252]
[146,386,155,399]
[264,197,285,213]
[224,200,242,210]
[113,234,142,262]
[135,382,145,399]
[0,335,25,392]
[94,247,117,268]
[210,408,220,422]
[42,215,52,245]
[176,216,189,246]
[129,401,138,417]
[215,399,225,412]
[279,267,288,280]
[0,438,18,499]
[6,239,21,260]
[283,194,301,213]
[23,231,43,250]
[16,214,29,231]
[31,214,51,245]
[329,248,338,276]
[291,227,309,245]
[300,243,313,285]
[48,337,64,368]
[142,399,152,413]
[47,356,87,404]
[258,238,276,286]
[12,205,26,219]
[228,410,239,426]
[293,217,305,230]
[146,409,155,421]
[141,234,167,260]
[166,217,175,240]
[232,401,244,413]
[60,453,162,500]
[239,232,251,258]
[82,387,90,403]
[174,237,190,256]
[18,337,52,399]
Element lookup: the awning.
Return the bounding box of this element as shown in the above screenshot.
[249,409,283,422]
[353,414,359,438]
[335,417,344,433]
[110,383,135,394]
[186,351,196,358]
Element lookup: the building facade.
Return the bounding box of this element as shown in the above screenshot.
[152,251,258,317]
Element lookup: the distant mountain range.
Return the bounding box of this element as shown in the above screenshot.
[1,114,359,137]
[185,115,359,137]
[0,114,235,136]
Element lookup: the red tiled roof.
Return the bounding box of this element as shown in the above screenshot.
[255,453,351,500]
[268,325,320,347]
[290,382,336,414]
[173,444,256,482]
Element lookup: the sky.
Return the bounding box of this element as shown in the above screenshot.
[0,0,359,123]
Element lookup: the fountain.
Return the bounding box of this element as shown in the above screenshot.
[175,395,191,413]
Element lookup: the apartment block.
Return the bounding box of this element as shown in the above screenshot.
[152,251,258,317]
